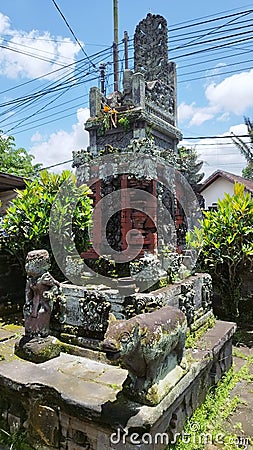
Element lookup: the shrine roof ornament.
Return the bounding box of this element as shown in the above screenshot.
[134,13,170,84]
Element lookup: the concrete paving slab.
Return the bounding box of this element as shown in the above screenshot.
[222,347,253,441]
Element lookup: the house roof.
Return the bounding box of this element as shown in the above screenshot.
[0,172,26,192]
[199,170,253,195]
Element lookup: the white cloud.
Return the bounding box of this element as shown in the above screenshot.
[31,131,42,143]
[205,69,253,115]
[186,123,249,179]
[204,63,227,86]
[179,68,253,128]
[217,112,230,122]
[178,102,196,122]
[0,15,81,80]
[178,102,218,126]
[30,108,90,172]
[189,109,216,126]
[0,12,11,34]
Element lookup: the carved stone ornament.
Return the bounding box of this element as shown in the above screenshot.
[201,274,213,311]
[178,283,196,327]
[79,291,111,339]
[124,293,166,319]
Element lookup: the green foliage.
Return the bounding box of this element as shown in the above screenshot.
[1,170,92,278]
[0,428,34,450]
[242,164,253,180]
[118,116,131,131]
[0,132,42,177]
[97,114,110,136]
[187,182,253,319]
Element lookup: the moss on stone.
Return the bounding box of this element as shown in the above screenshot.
[15,336,62,363]
[185,313,216,349]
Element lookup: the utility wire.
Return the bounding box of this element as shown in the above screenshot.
[1,38,77,63]
[1,8,253,137]
[169,8,253,32]
[51,0,97,69]
[170,28,253,52]
[178,64,253,84]
[169,17,253,43]
[183,134,251,140]
[0,45,112,96]
[0,44,68,68]
[178,57,252,78]
[40,159,73,171]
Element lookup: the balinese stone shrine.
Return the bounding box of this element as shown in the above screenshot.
[0,14,235,450]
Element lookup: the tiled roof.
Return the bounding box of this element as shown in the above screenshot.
[199,170,253,194]
[0,172,26,192]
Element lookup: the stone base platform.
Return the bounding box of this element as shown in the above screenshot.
[0,320,235,449]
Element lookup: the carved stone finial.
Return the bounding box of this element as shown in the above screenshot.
[134,14,169,84]
[134,13,176,119]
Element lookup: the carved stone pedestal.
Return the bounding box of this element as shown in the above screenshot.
[0,320,235,450]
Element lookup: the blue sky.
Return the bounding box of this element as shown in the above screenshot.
[0,0,253,178]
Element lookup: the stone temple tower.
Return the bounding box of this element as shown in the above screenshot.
[73,14,184,261]
[81,14,182,156]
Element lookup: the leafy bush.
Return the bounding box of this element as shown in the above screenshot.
[1,170,92,279]
[187,183,253,320]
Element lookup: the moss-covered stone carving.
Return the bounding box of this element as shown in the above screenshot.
[101,305,187,404]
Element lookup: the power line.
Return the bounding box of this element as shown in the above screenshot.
[40,159,73,171]
[0,45,112,97]
[51,0,97,69]
[0,43,68,68]
[178,57,253,78]
[1,38,77,64]
[183,134,251,140]
[169,15,253,43]
[178,47,253,70]
[178,64,253,84]
[170,25,253,52]
[169,8,253,32]
[172,35,253,60]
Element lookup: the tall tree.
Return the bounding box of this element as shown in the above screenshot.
[0,132,42,177]
[177,146,205,189]
[231,117,253,180]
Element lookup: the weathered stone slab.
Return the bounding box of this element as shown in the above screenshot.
[0,352,128,412]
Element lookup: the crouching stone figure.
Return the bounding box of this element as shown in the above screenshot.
[23,249,61,338]
[101,305,187,405]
